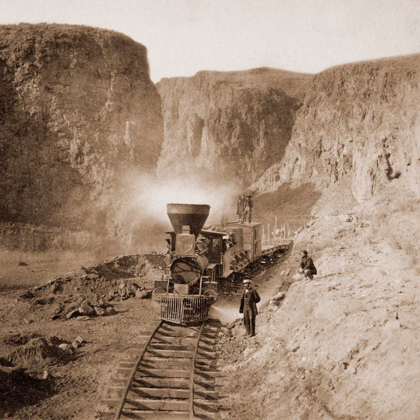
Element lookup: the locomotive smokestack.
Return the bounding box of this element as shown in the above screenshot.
[167,203,210,238]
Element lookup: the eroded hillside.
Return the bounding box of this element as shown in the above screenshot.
[157,68,313,186]
[253,55,420,202]
[218,55,420,420]
[0,24,163,249]
[219,181,420,420]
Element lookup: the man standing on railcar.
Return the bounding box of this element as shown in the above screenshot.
[237,194,243,222]
[239,279,260,337]
[236,195,243,222]
[242,195,253,224]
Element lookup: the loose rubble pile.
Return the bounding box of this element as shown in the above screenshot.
[2,332,87,370]
[17,254,165,321]
[63,298,117,320]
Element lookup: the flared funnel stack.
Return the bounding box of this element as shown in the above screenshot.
[167,203,210,237]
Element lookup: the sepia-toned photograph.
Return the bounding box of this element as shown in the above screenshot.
[0,0,419,418]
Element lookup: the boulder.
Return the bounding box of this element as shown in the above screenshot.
[59,343,70,351]
[94,307,106,317]
[96,298,109,309]
[78,300,95,316]
[136,290,149,299]
[105,307,117,316]
[66,310,80,319]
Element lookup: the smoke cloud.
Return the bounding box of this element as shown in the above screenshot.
[112,170,242,252]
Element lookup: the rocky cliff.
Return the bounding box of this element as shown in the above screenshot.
[0,24,163,248]
[157,69,313,186]
[253,55,420,202]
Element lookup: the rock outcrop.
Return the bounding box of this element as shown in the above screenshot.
[0,24,163,247]
[253,54,420,201]
[157,68,313,186]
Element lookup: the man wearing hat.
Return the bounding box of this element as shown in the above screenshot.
[299,250,317,279]
[239,279,261,336]
[242,195,253,224]
[236,195,243,222]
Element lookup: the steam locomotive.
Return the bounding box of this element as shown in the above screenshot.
[153,203,289,324]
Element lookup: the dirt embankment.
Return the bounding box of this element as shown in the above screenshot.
[218,181,420,419]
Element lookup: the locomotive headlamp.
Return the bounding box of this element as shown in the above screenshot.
[175,234,195,256]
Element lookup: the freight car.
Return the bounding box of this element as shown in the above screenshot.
[153,203,290,324]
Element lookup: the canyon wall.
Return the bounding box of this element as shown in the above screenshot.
[253,54,420,202]
[0,24,163,248]
[157,68,313,186]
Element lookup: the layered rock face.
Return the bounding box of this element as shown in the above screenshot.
[0,24,163,246]
[157,69,312,186]
[254,55,420,201]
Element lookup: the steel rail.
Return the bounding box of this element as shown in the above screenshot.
[113,320,163,420]
[189,322,206,420]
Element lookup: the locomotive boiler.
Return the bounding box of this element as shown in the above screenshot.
[153,203,217,324]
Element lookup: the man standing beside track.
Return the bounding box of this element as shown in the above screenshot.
[239,279,260,337]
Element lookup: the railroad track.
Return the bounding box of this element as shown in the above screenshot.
[97,320,221,420]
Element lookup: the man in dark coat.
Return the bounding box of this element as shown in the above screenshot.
[239,194,246,223]
[239,279,260,336]
[299,250,317,279]
[236,195,243,222]
[242,195,253,224]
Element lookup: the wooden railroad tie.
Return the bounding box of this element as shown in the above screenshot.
[97,320,222,420]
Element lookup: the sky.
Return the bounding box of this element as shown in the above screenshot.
[1,0,419,82]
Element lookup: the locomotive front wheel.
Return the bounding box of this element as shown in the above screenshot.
[203,289,218,303]
[152,287,166,301]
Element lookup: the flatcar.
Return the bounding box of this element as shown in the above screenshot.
[152,203,289,324]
